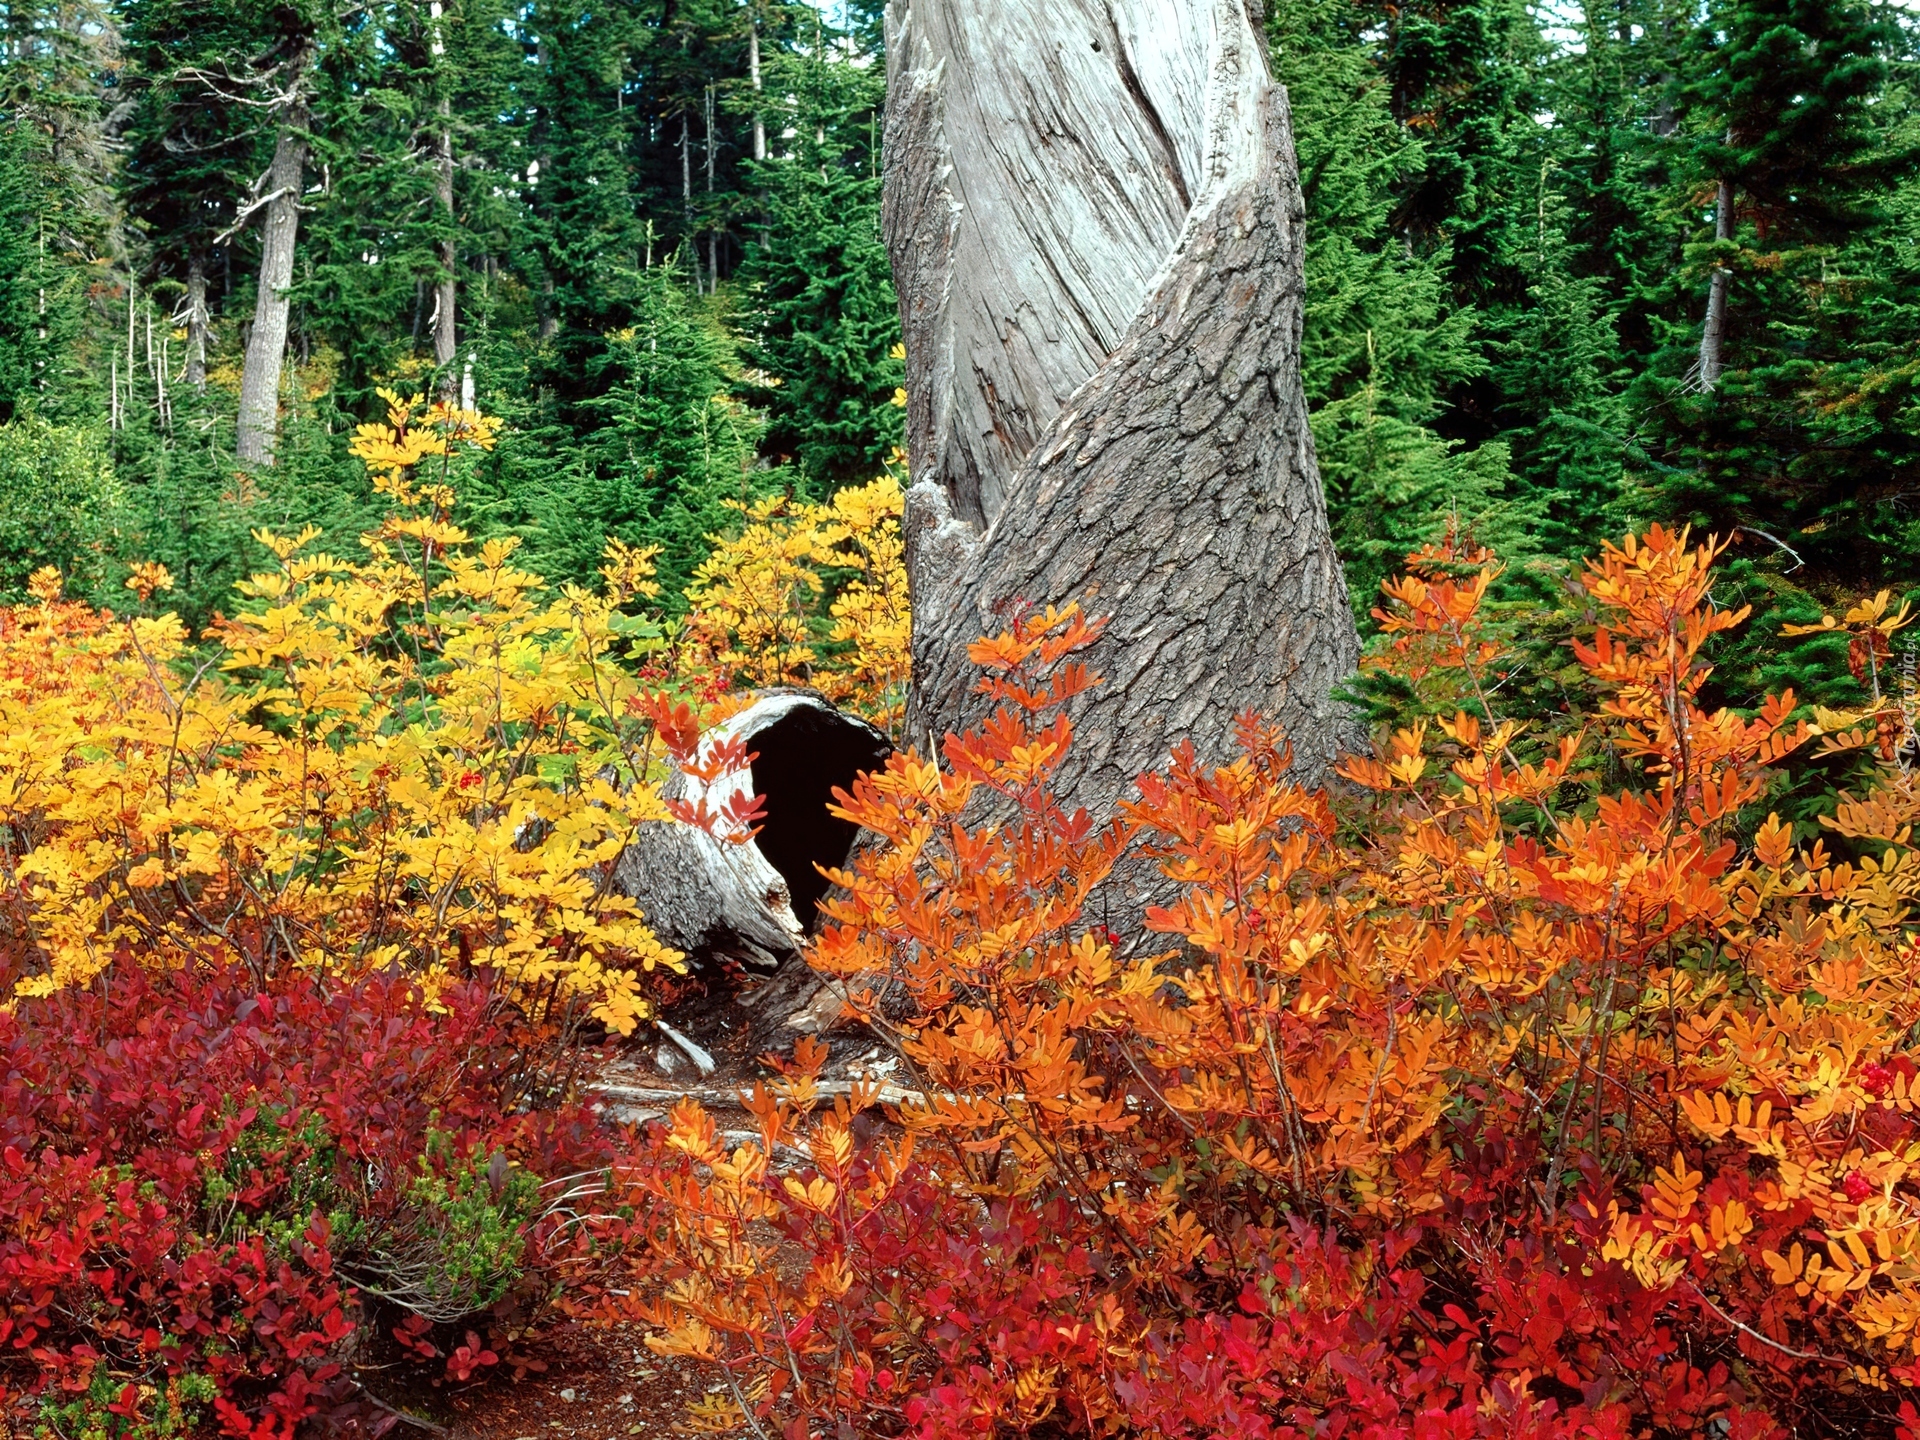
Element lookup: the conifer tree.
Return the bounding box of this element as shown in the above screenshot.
[0,116,89,420]
[522,0,642,394]
[512,264,765,597]
[120,0,258,390]
[1271,0,1523,612]
[737,6,900,488]
[7,0,1910,670]
[1644,0,1914,585]
[1487,169,1628,553]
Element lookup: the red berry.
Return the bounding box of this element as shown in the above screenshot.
[1862,1062,1894,1097]
[1844,1171,1873,1204]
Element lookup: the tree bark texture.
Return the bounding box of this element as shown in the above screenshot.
[884,0,1360,819]
[431,4,458,382]
[1696,177,1732,393]
[749,15,767,164]
[236,89,309,466]
[184,259,209,388]
[433,123,457,377]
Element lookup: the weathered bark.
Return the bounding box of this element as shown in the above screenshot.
[429,2,458,387]
[1696,177,1732,393]
[681,111,698,292]
[184,259,209,388]
[748,14,767,164]
[705,84,719,292]
[432,61,457,381]
[613,693,893,968]
[885,0,1360,824]
[749,11,770,252]
[236,85,310,466]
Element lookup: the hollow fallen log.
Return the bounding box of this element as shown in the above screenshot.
[612,691,893,969]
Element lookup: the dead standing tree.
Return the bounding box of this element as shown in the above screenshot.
[185,20,320,468]
[885,0,1361,830]
[233,64,309,467]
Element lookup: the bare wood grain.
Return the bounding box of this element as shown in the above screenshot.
[885,0,1360,855]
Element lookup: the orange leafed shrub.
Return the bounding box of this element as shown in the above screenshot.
[622,526,1920,1438]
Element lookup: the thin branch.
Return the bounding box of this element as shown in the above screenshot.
[1685,1282,1847,1367]
[354,1384,454,1436]
[1734,526,1805,573]
[212,185,297,246]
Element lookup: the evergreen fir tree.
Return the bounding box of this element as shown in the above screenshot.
[1643,0,1915,587]
[1272,0,1527,614]
[1488,167,1628,553]
[513,263,767,598]
[0,115,89,420]
[736,12,900,488]
[119,0,259,390]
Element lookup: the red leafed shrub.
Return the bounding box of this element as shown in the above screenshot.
[0,960,618,1436]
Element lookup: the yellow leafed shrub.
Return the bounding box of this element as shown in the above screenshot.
[0,394,699,1031]
[683,471,909,734]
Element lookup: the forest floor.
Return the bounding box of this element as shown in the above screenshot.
[434,1324,707,1440]
[411,959,880,1440]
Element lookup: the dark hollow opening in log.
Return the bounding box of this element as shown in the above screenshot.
[748,706,893,931]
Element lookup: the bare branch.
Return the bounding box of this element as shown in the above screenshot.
[1734,525,1806,572]
[212,185,296,246]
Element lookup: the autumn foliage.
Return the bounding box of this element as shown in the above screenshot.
[625,528,1920,1438]
[0,394,694,1028]
[6,427,1920,1438]
[682,471,911,737]
[0,961,619,1438]
[0,395,907,1436]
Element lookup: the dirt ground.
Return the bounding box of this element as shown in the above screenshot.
[435,964,879,1440]
[433,1322,711,1439]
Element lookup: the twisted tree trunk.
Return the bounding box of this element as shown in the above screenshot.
[885,0,1360,821]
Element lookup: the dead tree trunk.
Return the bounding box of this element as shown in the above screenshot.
[614,693,893,968]
[748,10,767,165]
[236,77,310,466]
[885,0,1361,814]
[433,128,458,380]
[430,1,458,391]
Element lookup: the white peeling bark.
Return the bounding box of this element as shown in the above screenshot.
[886,0,1359,810]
